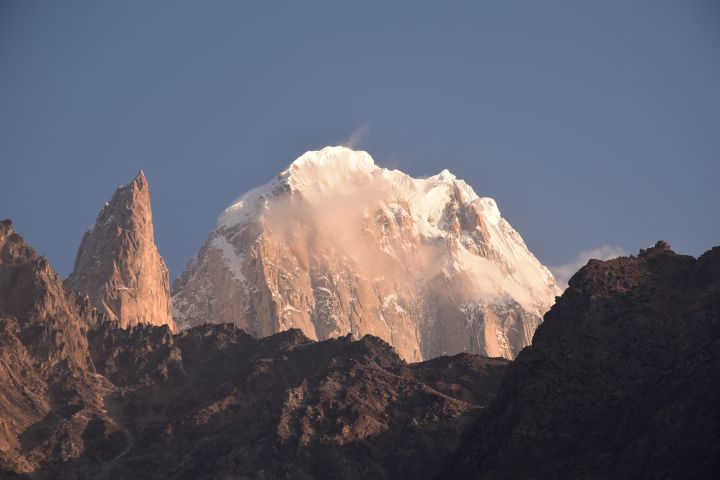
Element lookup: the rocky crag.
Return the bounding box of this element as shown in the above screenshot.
[65,171,175,332]
[0,219,116,474]
[443,241,720,479]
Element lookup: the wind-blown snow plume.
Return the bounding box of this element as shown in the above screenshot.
[341,123,370,149]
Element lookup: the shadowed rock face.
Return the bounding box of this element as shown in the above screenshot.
[65,171,175,332]
[76,325,508,480]
[443,241,720,479]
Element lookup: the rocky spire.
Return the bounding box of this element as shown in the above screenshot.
[66,171,176,331]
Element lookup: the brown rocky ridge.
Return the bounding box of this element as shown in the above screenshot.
[65,171,175,332]
[0,219,116,474]
[442,240,720,479]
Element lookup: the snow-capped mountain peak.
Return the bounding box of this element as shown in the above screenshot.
[284,146,376,188]
[175,147,559,361]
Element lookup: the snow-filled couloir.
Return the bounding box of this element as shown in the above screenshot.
[172,146,560,361]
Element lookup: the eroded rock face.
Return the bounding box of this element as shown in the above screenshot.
[0,220,95,374]
[444,242,720,479]
[173,147,559,361]
[66,171,175,331]
[0,220,117,473]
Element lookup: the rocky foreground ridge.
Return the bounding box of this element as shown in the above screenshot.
[1,216,718,479]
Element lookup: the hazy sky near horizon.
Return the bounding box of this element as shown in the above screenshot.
[1,1,718,279]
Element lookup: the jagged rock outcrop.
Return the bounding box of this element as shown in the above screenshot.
[0,219,118,474]
[66,171,175,331]
[443,241,720,479]
[173,147,559,361]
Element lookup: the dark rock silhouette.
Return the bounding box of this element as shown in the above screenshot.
[443,241,720,479]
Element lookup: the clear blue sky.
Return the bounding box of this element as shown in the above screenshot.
[1,1,718,278]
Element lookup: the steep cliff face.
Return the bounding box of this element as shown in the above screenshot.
[173,147,559,361]
[66,171,175,331]
[444,241,720,479]
[0,220,116,473]
[0,220,92,371]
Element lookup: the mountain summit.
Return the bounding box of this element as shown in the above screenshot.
[66,171,175,331]
[172,147,559,360]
